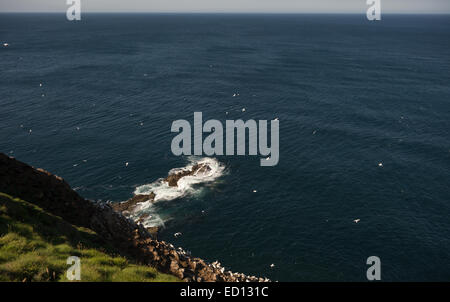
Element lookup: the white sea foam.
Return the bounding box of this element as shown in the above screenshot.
[128,203,166,229]
[131,157,225,227]
[134,157,225,202]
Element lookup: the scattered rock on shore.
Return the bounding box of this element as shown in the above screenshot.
[0,153,269,282]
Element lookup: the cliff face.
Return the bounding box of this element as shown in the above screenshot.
[0,192,179,282]
[0,153,267,282]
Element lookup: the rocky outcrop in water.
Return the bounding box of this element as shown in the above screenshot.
[164,163,212,187]
[112,193,159,236]
[113,162,214,236]
[112,193,155,214]
[0,153,268,282]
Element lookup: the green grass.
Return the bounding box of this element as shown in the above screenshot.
[0,193,179,282]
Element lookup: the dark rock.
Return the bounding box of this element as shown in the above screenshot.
[164,163,212,187]
[137,212,151,223]
[0,153,269,283]
[112,193,155,213]
[146,226,159,238]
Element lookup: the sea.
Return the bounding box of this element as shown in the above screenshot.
[1,13,449,281]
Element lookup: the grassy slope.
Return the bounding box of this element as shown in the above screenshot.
[0,192,179,282]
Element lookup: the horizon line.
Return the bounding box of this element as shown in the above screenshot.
[1,11,449,15]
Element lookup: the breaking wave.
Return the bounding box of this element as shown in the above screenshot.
[134,157,225,202]
[131,157,225,227]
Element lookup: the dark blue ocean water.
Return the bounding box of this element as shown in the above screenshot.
[1,14,449,281]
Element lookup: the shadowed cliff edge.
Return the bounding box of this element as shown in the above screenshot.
[0,153,268,282]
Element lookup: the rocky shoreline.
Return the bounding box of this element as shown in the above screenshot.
[0,153,269,282]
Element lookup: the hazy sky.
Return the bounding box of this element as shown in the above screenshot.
[1,0,449,13]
